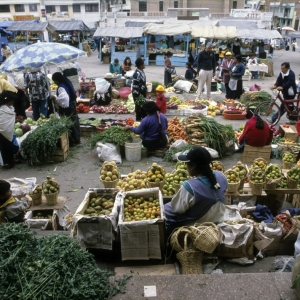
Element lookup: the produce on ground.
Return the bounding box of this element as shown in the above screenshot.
[79,118,102,126]
[117,170,148,191]
[84,195,115,216]
[211,161,224,172]
[176,162,187,171]
[167,116,189,143]
[90,126,133,148]
[100,162,120,182]
[21,117,73,166]
[126,117,135,126]
[250,168,265,183]
[32,212,52,219]
[76,103,90,113]
[265,164,281,180]
[151,81,161,92]
[43,176,60,195]
[283,153,295,163]
[225,169,240,184]
[251,159,267,171]
[164,144,193,162]
[239,91,272,107]
[162,173,177,196]
[0,223,129,300]
[288,167,300,181]
[172,169,189,184]
[29,184,42,196]
[147,163,166,183]
[135,94,146,107]
[123,195,161,222]
[232,162,247,178]
[90,104,129,114]
[168,95,182,105]
[276,176,288,188]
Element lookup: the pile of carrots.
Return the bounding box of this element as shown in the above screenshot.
[167,117,189,143]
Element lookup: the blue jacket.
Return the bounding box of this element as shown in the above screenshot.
[185,68,197,80]
[275,69,297,99]
[109,62,122,74]
[229,62,245,80]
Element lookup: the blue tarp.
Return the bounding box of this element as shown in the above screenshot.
[0,21,14,28]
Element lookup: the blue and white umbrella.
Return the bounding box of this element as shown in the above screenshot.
[0,42,87,73]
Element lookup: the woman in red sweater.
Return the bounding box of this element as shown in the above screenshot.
[238,115,273,150]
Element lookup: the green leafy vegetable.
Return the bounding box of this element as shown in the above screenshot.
[164,144,193,161]
[135,94,146,107]
[0,223,130,300]
[151,81,161,93]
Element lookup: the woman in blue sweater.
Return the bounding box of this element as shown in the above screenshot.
[229,54,245,100]
[124,101,168,151]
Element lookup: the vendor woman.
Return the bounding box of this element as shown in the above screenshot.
[164,147,228,236]
[238,114,273,150]
[124,101,168,151]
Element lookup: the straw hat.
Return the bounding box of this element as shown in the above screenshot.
[104,72,113,79]
[225,52,232,56]
[156,85,165,92]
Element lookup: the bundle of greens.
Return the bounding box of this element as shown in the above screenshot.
[0,223,129,300]
[21,117,73,166]
[135,94,146,107]
[164,144,193,162]
[239,91,271,107]
[90,126,133,149]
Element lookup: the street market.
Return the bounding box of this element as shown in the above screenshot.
[1,22,300,299]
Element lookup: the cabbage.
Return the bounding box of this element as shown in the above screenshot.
[21,123,31,133]
[15,128,23,137]
[14,122,21,129]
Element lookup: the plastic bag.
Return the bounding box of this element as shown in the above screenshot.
[96,142,122,164]
[295,232,300,256]
[169,140,188,150]
[249,84,262,91]
[119,87,132,99]
[174,80,193,93]
[204,147,219,158]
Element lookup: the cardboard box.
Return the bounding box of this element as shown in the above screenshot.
[25,209,57,230]
[118,187,166,261]
[73,188,120,250]
[242,145,271,163]
[263,235,296,256]
[279,125,298,142]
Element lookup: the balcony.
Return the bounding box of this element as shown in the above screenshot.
[130,12,167,17]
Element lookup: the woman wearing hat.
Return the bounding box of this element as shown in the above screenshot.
[124,101,168,151]
[164,147,228,236]
[221,51,234,99]
[155,85,166,114]
[229,54,245,100]
[132,58,147,121]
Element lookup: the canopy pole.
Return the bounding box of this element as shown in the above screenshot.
[43,64,57,117]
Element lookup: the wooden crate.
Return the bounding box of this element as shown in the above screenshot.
[242,145,271,163]
[103,56,110,64]
[80,126,95,137]
[279,125,298,142]
[263,235,296,256]
[217,231,254,259]
[293,194,300,208]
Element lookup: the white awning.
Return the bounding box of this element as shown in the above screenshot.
[93,27,143,38]
[237,29,282,39]
[191,26,237,39]
[143,23,191,36]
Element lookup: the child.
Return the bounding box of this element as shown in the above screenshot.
[0,180,29,223]
[185,62,197,82]
[155,85,167,114]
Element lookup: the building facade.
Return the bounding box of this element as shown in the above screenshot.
[269,1,295,28]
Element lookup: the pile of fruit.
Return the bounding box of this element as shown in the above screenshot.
[251,158,267,171]
[225,169,240,184]
[147,163,166,183]
[116,170,147,191]
[282,153,295,163]
[84,195,115,216]
[172,169,189,185]
[207,104,221,117]
[287,167,300,181]
[100,161,120,182]
[43,176,60,195]
[265,164,281,180]
[29,184,42,196]
[162,173,177,196]
[123,195,161,222]
[168,95,182,105]
[32,212,52,219]
[250,168,265,184]
[176,162,187,171]
[232,161,247,178]
[211,161,224,172]
[276,176,288,188]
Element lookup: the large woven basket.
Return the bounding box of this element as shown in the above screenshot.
[211,161,224,173]
[225,169,240,193]
[176,233,204,275]
[287,175,298,188]
[265,164,282,190]
[170,226,195,252]
[146,164,166,190]
[42,179,60,206]
[30,192,42,206]
[251,157,267,171]
[100,177,119,188]
[147,181,165,190]
[249,180,264,195]
[282,152,295,170]
[172,169,189,193]
[232,164,248,190]
[100,163,120,188]
[190,222,220,253]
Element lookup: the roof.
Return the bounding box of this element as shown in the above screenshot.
[7,20,55,32]
[125,21,163,27]
[0,21,14,28]
[93,27,143,38]
[49,20,90,32]
[216,20,258,30]
[143,23,191,36]
[191,26,237,39]
[237,29,282,39]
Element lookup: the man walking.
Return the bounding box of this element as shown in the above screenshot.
[25,70,49,121]
[196,42,216,100]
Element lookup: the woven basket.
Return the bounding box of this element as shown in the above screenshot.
[176,233,204,274]
[170,226,195,252]
[147,181,165,190]
[100,163,120,187]
[252,157,268,171]
[211,161,224,173]
[30,192,42,205]
[172,169,189,193]
[224,169,240,193]
[42,179,60,206]
[232,165,247,190]
[146,164,166,190]
[190,222,220,253]
[283,161,294,169]
[249,180,264,195]
[175,161,187,171]
[287,175,298,188]
[265,164,282,190]
[100,177,119,188]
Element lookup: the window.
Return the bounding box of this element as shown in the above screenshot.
[29,4,37,12]
[174,1,178,8]
[73,4,81,13]
[60,5,68,12]
[85,4,99,12]
[139,1,147,12]
[159,1,164,12]
[15,4,25,12]
[232,1,237,9]
[46,5,56,13]
[0,5,10,13]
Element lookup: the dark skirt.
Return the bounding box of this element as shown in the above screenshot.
[59,103,81,144]
[0,133,14,166]
[231,79,243,100]
[164,70,172,86]
[13,90,29,118]
[142,135,168,151]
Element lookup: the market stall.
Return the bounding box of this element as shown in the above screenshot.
[93,27,144,65]
[142,23,192,67]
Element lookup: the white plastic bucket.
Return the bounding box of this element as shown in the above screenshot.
[146,82,152,93]
[125,141,142,162]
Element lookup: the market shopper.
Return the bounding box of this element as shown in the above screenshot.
[164,147,228,236]
[221,52,234,99]
[25,70,49,121]
[228,54,245,100]
[0,91,19,169]
[109,58,122,74]
[50,72,81,146]
[132,58,147,121]
[238,115,273,150]
[1,44,12,61]
[247,53,259,79]
[269,62,297,123]
[155,85,167,114]
[57,62,81,92]
[185,62,197,81]
[121,57,132,74]
[124,101,168,151]
[164,51,175,86]
[196,42,216,100]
